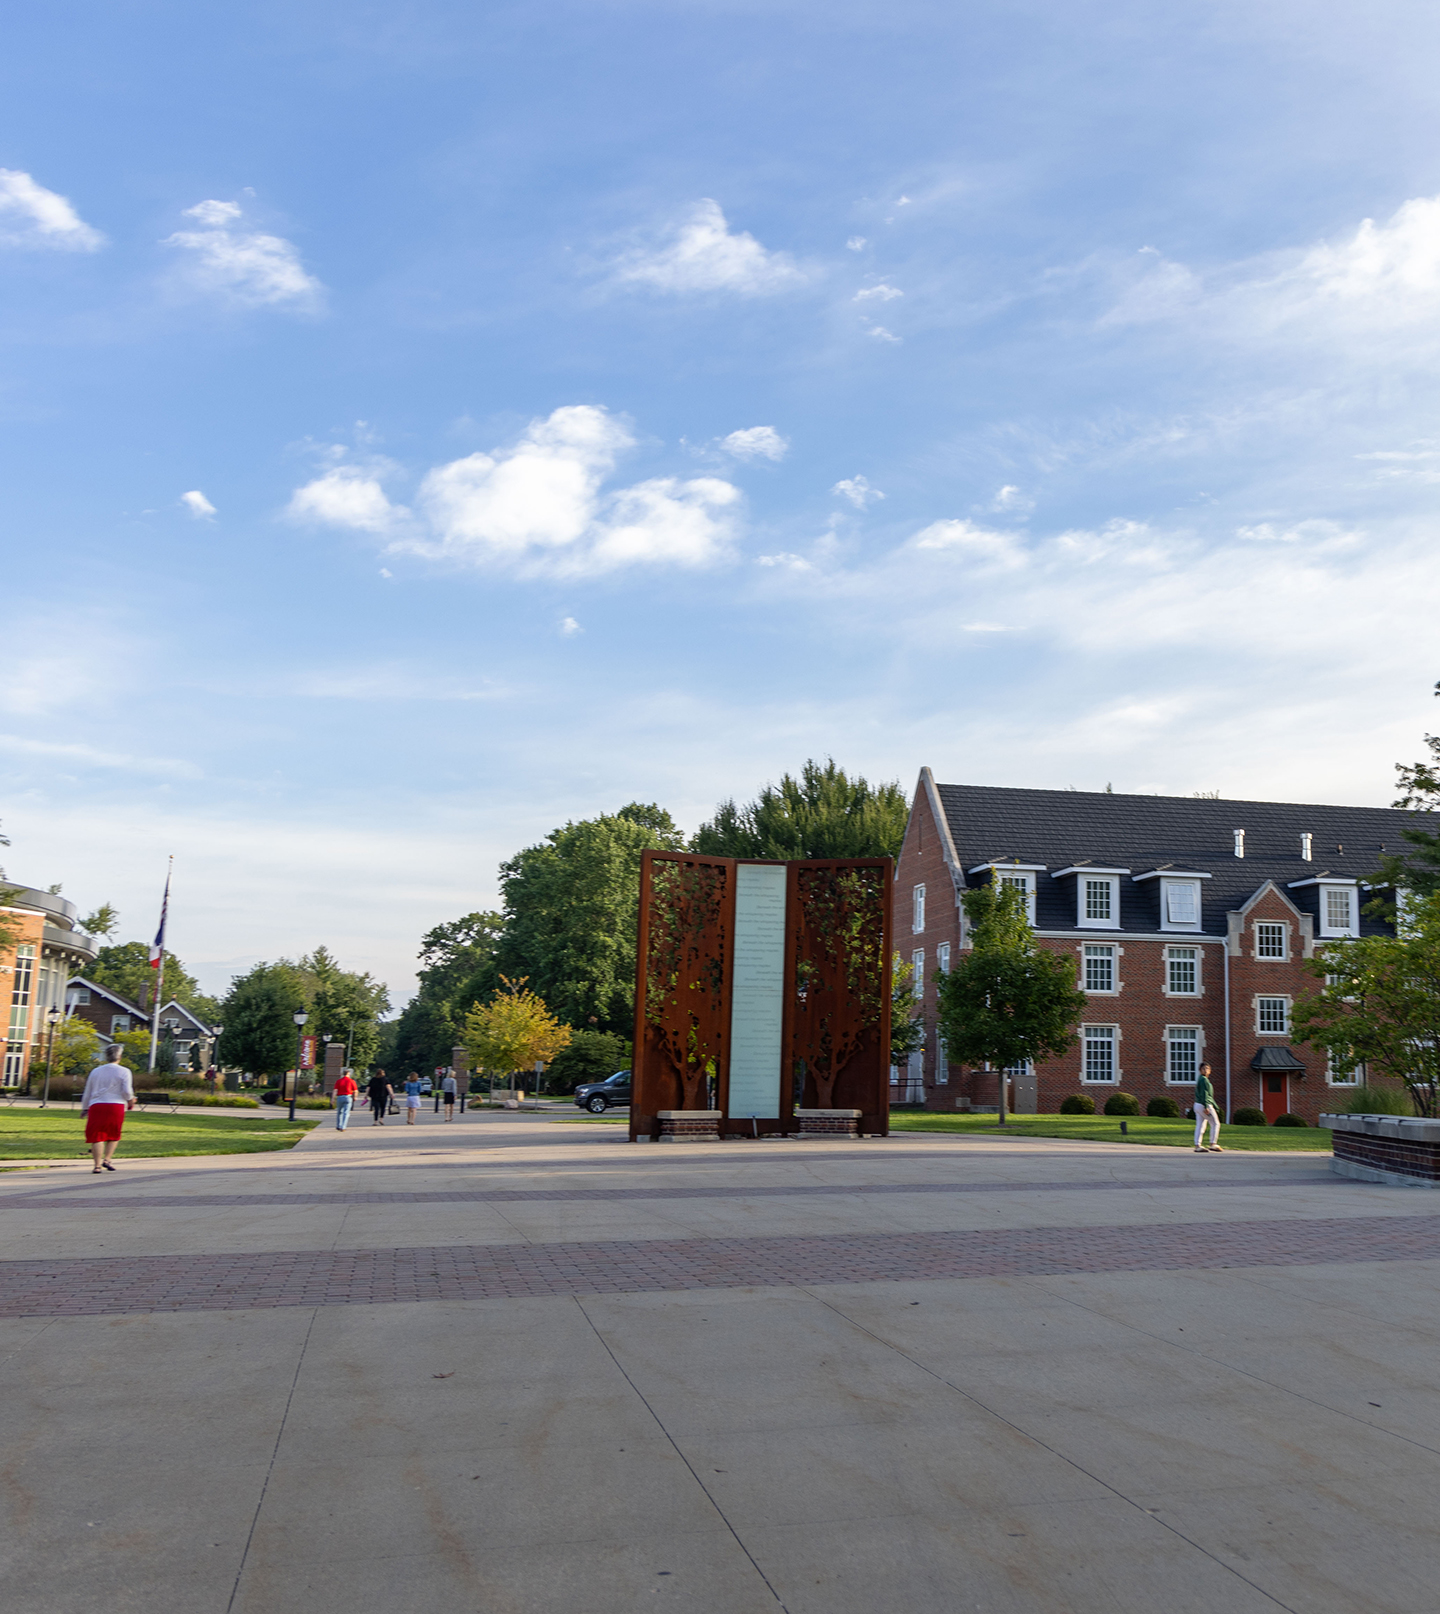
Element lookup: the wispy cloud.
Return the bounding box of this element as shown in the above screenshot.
[559,616,582,636]
[832,475,883,510]
[289,405,742,578]
[611,200,805,296]
[720,426,788,462]
[0,169,104,252]
[164,199,324,312]
[180,490,216,520]
[854,283,902,302]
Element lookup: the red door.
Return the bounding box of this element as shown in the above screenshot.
[1262,1073,1288,1123]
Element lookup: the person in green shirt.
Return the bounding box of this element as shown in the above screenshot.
[1194,1063,1223,1152]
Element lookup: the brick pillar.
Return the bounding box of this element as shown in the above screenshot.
[323,1041,345,1094]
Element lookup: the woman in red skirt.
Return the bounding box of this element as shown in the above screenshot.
[81,1044,136,1173]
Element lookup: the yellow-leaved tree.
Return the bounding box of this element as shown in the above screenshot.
[463,976,572,1080]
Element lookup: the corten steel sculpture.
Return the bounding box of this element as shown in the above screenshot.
[630,851,892,1140]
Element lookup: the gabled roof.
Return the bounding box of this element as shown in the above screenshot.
[932,781,1427,937]
[157,999,211,1033]
[68,975,148,1018]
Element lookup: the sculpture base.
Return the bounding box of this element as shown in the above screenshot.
[795,1108,862,1138]
[656,1109,722,1142]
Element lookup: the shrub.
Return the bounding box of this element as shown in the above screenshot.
[1103,1091,1141,1116]
[189,1093,260,1108]
[1341,1084,1413,1116]
[1059,1093,1095,1114]
[1272,1112,1307,1127]
[1147,1096,1181,1119]
[1233,1107,1268,1126]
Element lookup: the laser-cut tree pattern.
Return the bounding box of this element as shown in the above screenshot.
[641,854,732,1110]
[789,862,890,1109]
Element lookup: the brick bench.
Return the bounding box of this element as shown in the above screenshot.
[795,1108,862,1138]
[1320,1113,1440,1188]
[656,1109,721,1142]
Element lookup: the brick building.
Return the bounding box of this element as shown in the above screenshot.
[895,772,1425,1123]
[0,886,99,1087]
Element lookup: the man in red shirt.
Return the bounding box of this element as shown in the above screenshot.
[333,1070,359,1131]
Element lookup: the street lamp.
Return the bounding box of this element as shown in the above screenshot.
[290,1010,308,1122]
[40,1006,62,1108]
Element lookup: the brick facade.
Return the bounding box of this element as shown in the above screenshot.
[894,773,1418,1124]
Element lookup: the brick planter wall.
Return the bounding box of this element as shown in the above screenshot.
[795,1108,862,1137]
[655,1110,721,1142]
[1320,1114,1440,1187]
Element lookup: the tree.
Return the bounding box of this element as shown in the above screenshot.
[545,1028,632,1094]
[88,941,221,1023]
[888,953,926,1066]
[43,1015,102,1080]
[495,805,684,1035]
[80,902,120,937]
[289,945,392,1070]
[1293,888,1440,1117]
[388,912,505,1076]
[463,976,572,1078]
[1376,679,1440,897]
[692,758,908,861]
[218,962,306,1077]
[935,884,1088,1115]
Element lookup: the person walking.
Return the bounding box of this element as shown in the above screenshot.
[81,1044,136,1173]
[333,1069,358,1130]
[403,1073,423,1125]
[367,1069,394,1126]
[441,1070,458,1121]
[1194,1062,1223,1153]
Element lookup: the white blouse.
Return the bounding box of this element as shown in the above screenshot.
[81,1063,136,1110]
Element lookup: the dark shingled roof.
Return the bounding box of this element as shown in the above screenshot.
[934,783,1428,937]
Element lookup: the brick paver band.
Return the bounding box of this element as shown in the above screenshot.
[0,1174,1328,1213]
[2,1212,1435,1318]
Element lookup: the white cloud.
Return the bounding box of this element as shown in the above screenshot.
[854,283,903,302]
[612,199,805,296]
[164,199,324,311]
[180,490,216,520]
[864,323,901,343]
[911,518,1026,569]
[559,616,582,636]
[1235,518,1355,545]
[0,169,104,251]
[832,475,883,509]
[757,552,813,571]
[846,236,867,252]
[990,485,1034,515]
[720,426,788,462]
[291,405,741,578]
[287,466,406,534]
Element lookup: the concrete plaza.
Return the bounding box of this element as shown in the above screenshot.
[3,1110,1438,1614]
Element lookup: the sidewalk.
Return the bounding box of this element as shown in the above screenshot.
[3,1109,1437,1613]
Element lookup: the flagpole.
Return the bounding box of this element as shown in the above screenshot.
[148,857,172,1074]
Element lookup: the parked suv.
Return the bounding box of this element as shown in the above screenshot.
[574,1070,632,1113]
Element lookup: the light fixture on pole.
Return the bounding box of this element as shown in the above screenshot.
[290,1010,308,1123]
[40,1006,62,1108]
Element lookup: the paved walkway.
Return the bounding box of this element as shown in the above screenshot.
[3,1111,1437,1613]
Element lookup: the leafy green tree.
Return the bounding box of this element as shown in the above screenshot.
[389,912,505,1076]
[51,1014,103,1076]
[1294,889,1440,1117]
[463,977,572,1078]
[545,1029,632,1094]
[692,758,908,861]
[289,945,392,1070]
[936,883,1088,1119]
[496,804,684,1035]
[1376,680,1440,897]
[888,953,926,1065]
[80,902,120,938]
[218,962,306,1078]
[88,941,221,1023]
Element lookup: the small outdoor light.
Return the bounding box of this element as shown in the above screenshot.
[290,1010,309,1122]
[40,1006,63,1109]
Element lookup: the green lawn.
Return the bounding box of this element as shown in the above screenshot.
[0,1109,319,1164]
[888,1113,1332,1151]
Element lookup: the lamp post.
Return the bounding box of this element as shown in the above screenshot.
[40,1006,62,1108]
[212,1023,224,1080]
[291,1010,308,1122]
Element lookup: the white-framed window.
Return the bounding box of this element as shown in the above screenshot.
[911,948,924,999]
[1166,946,1199,995]
[912,884,926,934]
[1161,879,1202,931]
[1083,944,1116,993]
[1082,1024,1118,1083]
[1077,875,1119,929]
[1255,921,1287,960]
[110,1015,130,1034]
[1166,1027,1200,1084]
[1326,1049,1362,1086]
[935,1028,949,1085]
[70,987,90,1005]
[936,942,950,975]
[1320,885,1357,937]
[1001,1058,1033,1076]
[1257,996,1289,1034]
[997,871,1036,924]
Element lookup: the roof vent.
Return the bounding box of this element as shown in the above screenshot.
[1300,832,1312,862]
[1233,829,1245,859]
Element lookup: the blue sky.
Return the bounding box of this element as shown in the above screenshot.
[4,0,1440,1002]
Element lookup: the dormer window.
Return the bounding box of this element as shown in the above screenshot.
[1053,866,1130,929]
[1320,884,1357,937]
[1131,868,1210,931]
[967,863,1044,925]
